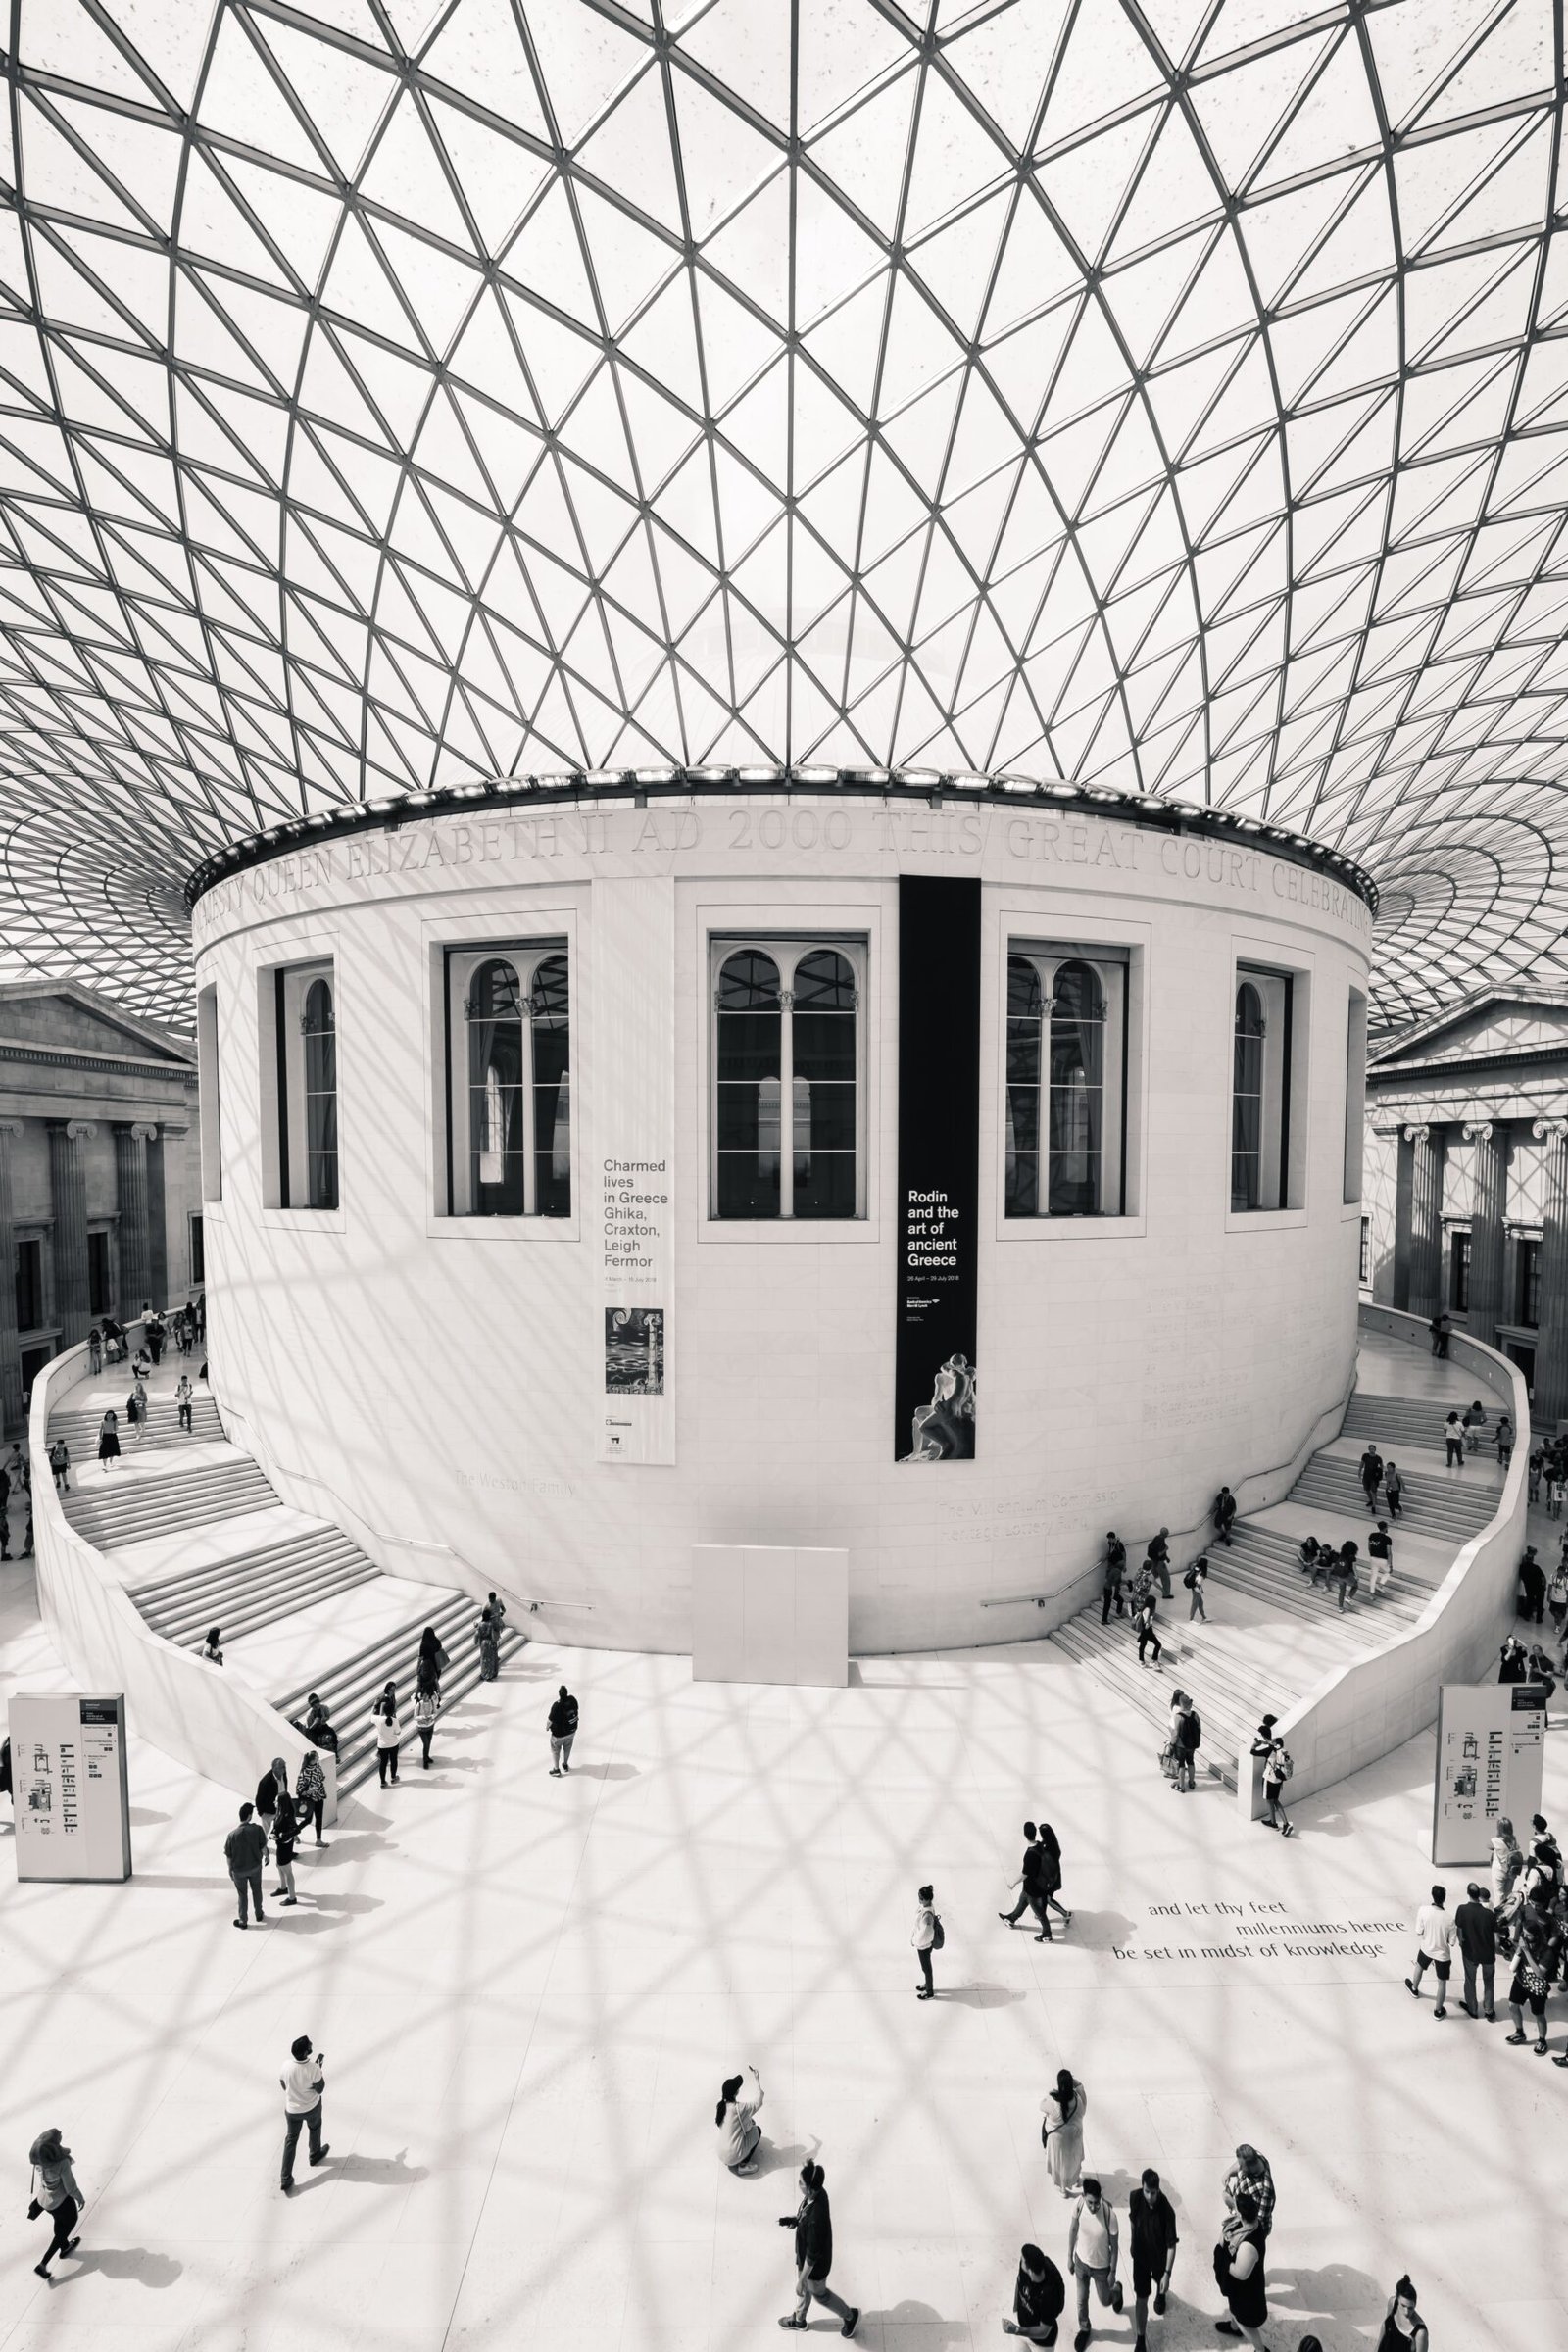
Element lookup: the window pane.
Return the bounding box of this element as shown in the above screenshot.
[793,1151,856,1217]
[791,952,857,1218]
[715,952,782,1219]
[467,958,524,1213]
[792,948,856,1009]
[1005,956,1043,1217]
[796,1078,856,1152]
[792,1008,856,1081]
[1231,983,1263,1211]
[717,1152,780,1216]
[304,977,338,1210]
[531,953,570,1216]
[1048,961,1103,1214]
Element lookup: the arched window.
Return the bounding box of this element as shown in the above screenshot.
[1231,980,1265,1211]
[1004,944,1126,1217]
[302,975,338,1210]
[715,949,782,1218]
[1049,960,1104,1214]
[711,938,863,1219]
[447,943,571,1217]
[467,958,525,1213]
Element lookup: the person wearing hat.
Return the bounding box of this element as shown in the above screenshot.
[1453,1882,1497,2020]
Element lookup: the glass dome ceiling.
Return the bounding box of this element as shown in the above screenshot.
[1,0,1566,1030]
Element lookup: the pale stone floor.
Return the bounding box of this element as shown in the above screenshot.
[1,1540,1565,2352]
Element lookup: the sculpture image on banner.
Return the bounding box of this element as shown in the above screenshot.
[12,1690,132,1884]
[606,1307,664,1396]
[903,1352,978,1461]
[1432,1681,1547,1865]
[894,874,980,1462]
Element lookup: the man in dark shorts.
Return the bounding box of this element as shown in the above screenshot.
[1003,2240,1065,2343]
[1128,2169,1178,2351]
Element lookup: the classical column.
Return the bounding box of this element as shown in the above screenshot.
[1533,1117,1568,1429]
[0,1121,22,1433]
[149,1124,185,1307]
[47,1120,94,1348]
[1404,1123,1446,1321]
[1463,1120,1507,1348]
[113,1121,156,1313]
[1393,1128,1415,1309]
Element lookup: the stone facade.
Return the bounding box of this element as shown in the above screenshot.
[0,982,202,1432]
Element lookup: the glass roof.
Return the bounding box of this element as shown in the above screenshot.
[1,0,1566,1030]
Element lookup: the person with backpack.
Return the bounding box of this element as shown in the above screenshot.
[47,1438,70,1494]
[414,1665,441,1768]
[370,1684,401,1786]
[1172,1694,1202,1793]
[777,2159,858,2336]
[1183,1555,1209,1623]
[1100,1533,1127,1624]
[548,1685,578,1774]
[1133,1592,1162,1668]
[911,1883,941,1998]
[1251,1716,1295,1836]
[174,1371,194,1433]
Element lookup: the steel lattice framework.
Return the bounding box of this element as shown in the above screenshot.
[1,0,1567,1028]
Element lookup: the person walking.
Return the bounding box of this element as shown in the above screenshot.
[1184,1555,1208,1623]
[47,1438,70,1494]
[255,1757,285,1855]
[777,2159,858,2336]
[1212,1487,1236,1547]
[97,1407,120,1473]
[1128,2168,1177,2352]
[1504,1905,1553,2051]
[1518,1547,1546,1626]
[1358,1445,1384,1511]
[1133,1592,1162,1668]
[1463,1397,1487,1452]
[174,1371,193,1433]
[1171,1694,1202,1793]
[1367,1521,1394,1598]
[225,1800,268,1929]
[1036,1818,1071,1931]
[1066,2177,1122,2347]
[1213,2188,1268,2346]
[548,1684,578,1774]
[87,1323,102,1374]
[1251,1718,1295,1836]
[279,2035,329,2192]
[295,1745,328,1849]
[1496,1412,1514,1470]
[1101,1533,1126,1624]
[1328,1542,1358,1612]
[474,1606,500,1681]
[911,1883,940,1998]
[271,1784,301,1907]
[417,1623,450,1680]
[371,1685,401,1785]
[1548,1558,1568,1642]
[1529,1445,1544,1504]
[1383,1460,1403,1519]
[1404,1884,1456,2017]
[1004,2241,1067,2342]
[27,2128,84,2280]
[714,2063,764,2175]
[1453,1882,1496,2020]
[1040,2067,1086,2197]
[200,1627,223,1664]
[1001,1821,1051,1937]
[1377,2276,1429,2352]
[1148,1528,1172,1600]
[485,1590,508,1635]
[1444,1410,1465,1468]
[414,1667,440,1768]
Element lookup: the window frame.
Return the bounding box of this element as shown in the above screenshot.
[189,1211,206,1288]
[1004,941,1130,1220]
[196,981,222,1203]
[1343,987,1367,1204]
[276,961,338,1210]
[706,930,869,1225]
[87,1226,113,1318]
[1448,1225,1472,1313]
[442,939,572,1221]
[15,1232,46,1335]
[257,944,347,1229]
[1226,954,1311,1224]
[1517,1234,1542,1328]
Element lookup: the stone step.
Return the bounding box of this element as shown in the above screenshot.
[132,1524,362,1605]
[1050,1620,1245,1789]
[332,1627,528,1796]
[273,1589,478,1721]
[142,1550,378,1647]
[63,1458,275,1547]
[1287,1460,1497,1539]
[1218,1535,1431,1628]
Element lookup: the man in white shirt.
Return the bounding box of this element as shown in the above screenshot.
[1067,2177,1122,2349]
[280,2034,329,2192]
[1404,1884,1457,2019]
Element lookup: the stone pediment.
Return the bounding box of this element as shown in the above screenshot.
[0,981,193,1065]
[1371,992,1568,1072]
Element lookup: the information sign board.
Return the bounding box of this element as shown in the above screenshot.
[1432,1682,1546,1866]
[12,1691,132,1883]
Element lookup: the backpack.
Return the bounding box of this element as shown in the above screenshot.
[1271,1747,1295,1783]
[1182,1567,1197,1589]
[1187,1710,1201,1750]
[930,1913,946,1951]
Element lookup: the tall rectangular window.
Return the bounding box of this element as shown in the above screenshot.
[15,1236,43,1332]
[189,1213,205,1286]
[87,1230,112,1316]
[1344,988,1367,1202]
[444,944,570,1217]
[1005,943,1129,1217]
[710,938,862,1220]
[196,982,222,1201]
[1518,1237,1542,1327]
[274,961,339,1210]
[1449,1229,1471,1311]
[1231,965,1298,1212]
[1359,1215,1370,1284]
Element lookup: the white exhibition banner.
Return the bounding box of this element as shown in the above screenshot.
[12,1691,131,1882]
[1432,1682,1547,1866]
[593,876,675,1463]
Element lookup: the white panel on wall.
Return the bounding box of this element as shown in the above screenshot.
[594,875,676,1462]
[691,1544,747,1681]
[792,1547,851,1686]
[692,1544,850,1686]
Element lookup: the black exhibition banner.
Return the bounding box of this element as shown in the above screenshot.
[895,873,980,1462]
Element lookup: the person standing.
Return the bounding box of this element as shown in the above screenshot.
[255,1757,285,1854]
[27,2127,84,2280]
[1066,2177,1122,2347]
[1212,1487,1236,1547]
[1377,2276,1429,2351]
[1504,1904,1553,2051]
[486,1590,508,1636]
[474,1606,500,1682]
[295,1746,328,1849]
[47,1439,70,1494]
[1004,2241,1066,2343]
[1133,1592,1162,1668]
[1251,1718,1295,1836]
[97,1407,120,1473]
[1403,1885,1456,2017]
[174,1371,194,1433]
[1383,1460,1403,1519]
[1101,1533,1126,1624]
[1171,1695,1201,1793]
[1548,1558,1568,1642]
[1128,2168,1177,2352]
[1444,1410,1465,1468]
[548,1684,578,1773]
[201,1628,223,1665]
[1221,2145,1276,2241]
[87,1323,102,1374]
[224,1800,268,1929]
[1184,1556,1208,1623]
[1213,2188,1268,2346]
[279,2035,329,2193]
[1463,1397,1487,1452]
[911,1883,940,1998]
[1040,2068,1085,2197]
[272,1784,301,1907]
[414,1667,440,1768]
[1496,1412,1514,1470]
[1453,1882,1496,2020]
[777,2159,858,2336]
[371,1685,401,1785]
[1518,1547,1546,1625]
[714,2064,764,2174]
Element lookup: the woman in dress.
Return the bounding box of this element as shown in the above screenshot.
[1213,2186,1268,2346]
[295,1746,327,1847]
[1040,2067,1085,2196]
[97,1408,120,1473]
[28,2127,84,2280]
[474,1606,500,1681]
[714,2064,764,2175]
[1377,2276,1428,2352]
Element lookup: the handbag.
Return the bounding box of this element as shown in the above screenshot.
[1159,1742,1178,1779]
